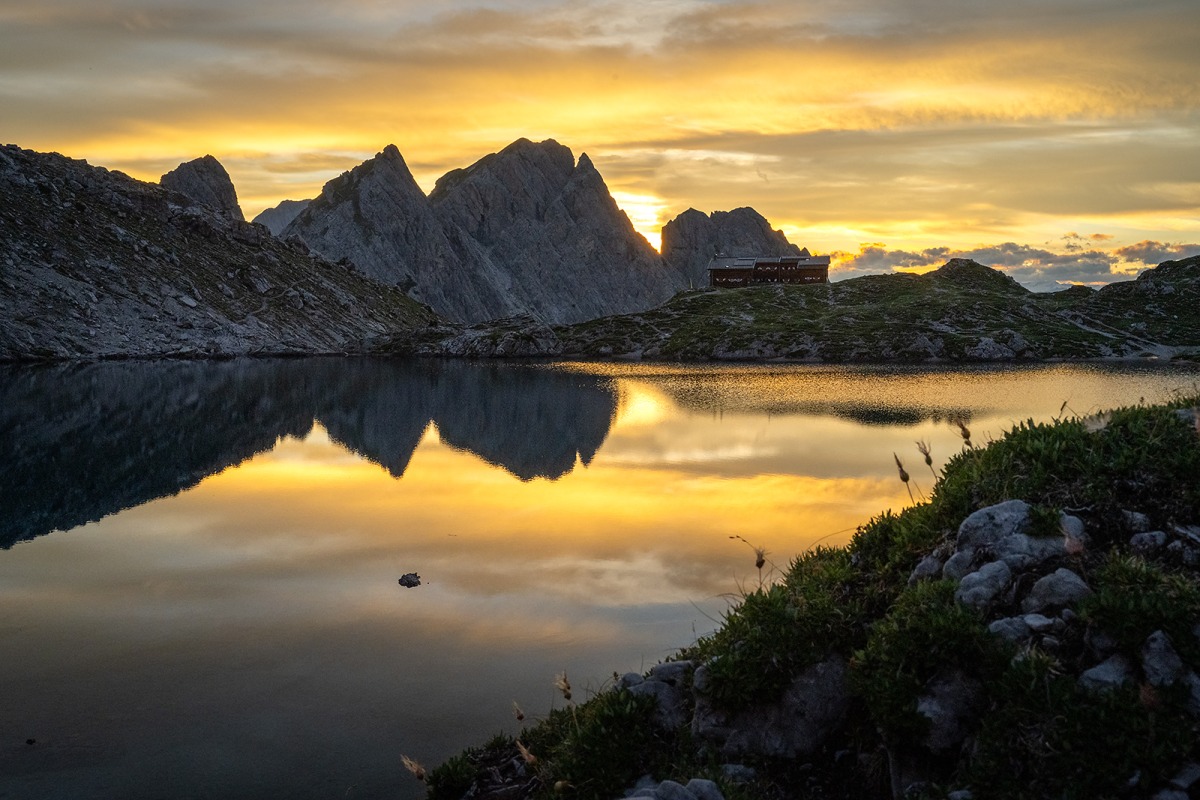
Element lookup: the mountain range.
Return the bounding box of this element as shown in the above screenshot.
[1,139,1197,364]
[0,145,435,360]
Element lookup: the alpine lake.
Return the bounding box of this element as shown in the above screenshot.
[2,358,1199,800]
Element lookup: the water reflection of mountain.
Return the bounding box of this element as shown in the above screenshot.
[0,359,617,548]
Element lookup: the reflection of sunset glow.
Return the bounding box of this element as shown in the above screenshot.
[613,381,672,428]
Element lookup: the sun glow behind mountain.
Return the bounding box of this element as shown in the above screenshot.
[3,0,1197,288]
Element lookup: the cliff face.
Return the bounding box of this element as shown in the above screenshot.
[160,155,245,221]
[662,207,803,288]
[0,145,437,361]
[285,139,687,325]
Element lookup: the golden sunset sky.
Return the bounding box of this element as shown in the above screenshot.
[3,0,1198,289]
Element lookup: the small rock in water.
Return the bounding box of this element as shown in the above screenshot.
[398,573,421,588]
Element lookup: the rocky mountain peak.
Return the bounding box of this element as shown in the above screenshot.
[662,206,802,288]
[314,144,424,209]
[286,139,685,324]
[159,155,244,221]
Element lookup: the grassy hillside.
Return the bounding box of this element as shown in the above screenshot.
[555,257,1200,362]
[424,394,1200,800]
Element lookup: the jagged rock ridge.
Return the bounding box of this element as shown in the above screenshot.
[0,145,436,361]
[284,139,688,325]
[662,206,804,289]
[160,155,245,221]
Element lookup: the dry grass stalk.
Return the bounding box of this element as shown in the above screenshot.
[915,439,936,479]
[516,739,538,765]
[894,453,915,504]
[401,754,427,782]
[555,671,572,702]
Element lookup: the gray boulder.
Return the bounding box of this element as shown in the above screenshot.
[1022,568,1092,613]
[620,778,725,800]
[1142,631,1186,687]
[693,655,849,758]
[909,554,943,585]
[1122,510,1153,533]
[160,155,245,220]
[1078,654,1134,692]
[627,660,693,730]
[988,616,1033,643]
[942,550,977,581]
[955,560,1012,610]
[955,501,1086,572]
[916,671,984,752]
[956,500,1032,552]
[1131,531,1170,553]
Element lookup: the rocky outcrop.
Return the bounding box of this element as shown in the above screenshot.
[661,207,803,289]
[0,145,436,361]
[160,155,245,221]
[284,139,687,325]
[252,198,310,235]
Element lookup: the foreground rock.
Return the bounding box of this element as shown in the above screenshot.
[285,138,687,325]
[0,145,436,361]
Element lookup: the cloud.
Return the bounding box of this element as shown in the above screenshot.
[1,0,1197,245]
[829,240,1144,291]
[1115,241,1200,266]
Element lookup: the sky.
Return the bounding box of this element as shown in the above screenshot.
[2,0,1199,290]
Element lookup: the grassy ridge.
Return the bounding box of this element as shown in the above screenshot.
[555,257,1200,362]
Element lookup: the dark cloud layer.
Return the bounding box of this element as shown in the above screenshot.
[1,0,1197,260]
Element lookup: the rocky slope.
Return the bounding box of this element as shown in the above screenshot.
[283,139,687,325]
[662,207,804,289]
[550,257,1200,362]
[0,145,437,361]
[427,397,1200,800]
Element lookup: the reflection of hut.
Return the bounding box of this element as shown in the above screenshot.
[707,253,831,287]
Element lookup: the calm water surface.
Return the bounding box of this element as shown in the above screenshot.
[2,358,1198,799]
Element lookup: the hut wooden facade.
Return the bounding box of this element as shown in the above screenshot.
[707,254,831,287]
